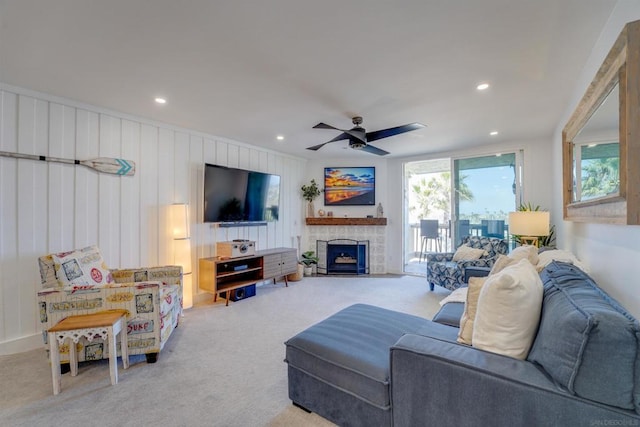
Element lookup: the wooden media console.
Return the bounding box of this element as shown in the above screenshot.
[199,247,297,305]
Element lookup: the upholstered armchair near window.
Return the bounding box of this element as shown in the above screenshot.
[37,245,183,365]
[426,236,508,291]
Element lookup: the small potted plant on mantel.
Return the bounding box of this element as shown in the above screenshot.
[300,251,319,276]
[301,179,322,218]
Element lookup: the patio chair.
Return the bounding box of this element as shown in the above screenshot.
[418,219,441,262]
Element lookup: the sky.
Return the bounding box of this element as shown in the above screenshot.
[459,165,516,219]
[407,164,516,224]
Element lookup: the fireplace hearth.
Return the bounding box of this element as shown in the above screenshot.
[317,239,369,275]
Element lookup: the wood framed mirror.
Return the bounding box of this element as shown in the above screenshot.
[562,19,639,224]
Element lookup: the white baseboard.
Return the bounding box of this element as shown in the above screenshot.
[0,333,43,356]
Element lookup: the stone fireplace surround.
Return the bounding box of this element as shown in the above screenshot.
[306,223,386,274]
[318,239,369,274]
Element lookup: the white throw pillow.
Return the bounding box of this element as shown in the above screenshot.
[457,277,487,345]
[52,245,113,287]
[452,244,486,262]
[472,259,543,359]
[536,249,589,273]
[509,245,539,265]
[489,254,516,275]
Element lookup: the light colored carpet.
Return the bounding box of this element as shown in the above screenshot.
[0,275,448,427]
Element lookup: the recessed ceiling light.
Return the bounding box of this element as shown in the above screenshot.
[490,131,499,136]
[154,97,167,104]
[477,83,490,91]
[276,135,284,141]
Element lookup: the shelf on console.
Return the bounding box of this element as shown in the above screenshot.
[305,217,387,226]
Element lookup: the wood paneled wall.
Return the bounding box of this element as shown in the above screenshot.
[0,85,305,354]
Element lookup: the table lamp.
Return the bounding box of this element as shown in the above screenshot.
[508,211,550,247]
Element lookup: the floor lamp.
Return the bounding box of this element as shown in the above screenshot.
[508,211,550,247]
[170,203,193,309]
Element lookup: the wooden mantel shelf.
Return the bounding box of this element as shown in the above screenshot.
[305,217,387,226]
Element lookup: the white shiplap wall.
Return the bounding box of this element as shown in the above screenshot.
[0,84,306,355]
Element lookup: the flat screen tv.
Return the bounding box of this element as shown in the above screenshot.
[324,166,375,206]
[203,164,281,223]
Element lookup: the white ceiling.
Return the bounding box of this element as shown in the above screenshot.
[0,0,617,159]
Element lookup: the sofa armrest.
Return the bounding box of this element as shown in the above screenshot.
[390,334,639,426]
[426,252,454,263]
[464,266,491,282]
[457,256,497,270]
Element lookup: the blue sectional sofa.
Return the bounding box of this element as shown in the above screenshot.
[284,261,640,426]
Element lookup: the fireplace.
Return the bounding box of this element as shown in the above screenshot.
[316,239,369,275]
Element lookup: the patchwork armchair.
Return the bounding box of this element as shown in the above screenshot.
[426,236,508,291]
[37,245,182,364]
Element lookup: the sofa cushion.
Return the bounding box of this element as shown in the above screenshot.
[536,249,589,273]
[285,304,457,409]
[472,259,543,359]
[527,261,640,413]
[432,302,464,328]
[51,245,113,287]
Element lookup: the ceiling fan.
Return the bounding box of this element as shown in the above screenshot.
[307,116,425,156]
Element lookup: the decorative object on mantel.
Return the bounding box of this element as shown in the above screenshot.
[301,179,322,218]
[318,209,325,217]
[0,150,135,176]
[377,202,384,218]
[306,217,387,226]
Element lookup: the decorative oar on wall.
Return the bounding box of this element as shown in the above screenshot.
[0,151,135,176]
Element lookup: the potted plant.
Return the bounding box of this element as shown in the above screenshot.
[300,250,319,276]
[301,179,322,217]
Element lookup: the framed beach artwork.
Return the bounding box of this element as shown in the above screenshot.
[324,167,375,206]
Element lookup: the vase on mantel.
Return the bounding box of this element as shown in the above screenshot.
[307,201,315,218]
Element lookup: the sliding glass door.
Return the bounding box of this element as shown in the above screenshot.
[403,159,451,275]
[403,152,521,276]
[452,153,520,247]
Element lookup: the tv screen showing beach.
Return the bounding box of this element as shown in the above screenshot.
[324,167,375,206]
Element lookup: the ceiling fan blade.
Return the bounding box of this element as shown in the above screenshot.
[347,128,367,142]
[360,144,390,156]
[313,123,365,142]
[307,132,351,151]
[313,122,341,131]
[306,142,331,151]
[328,132,349,142]
[365,123,425,142]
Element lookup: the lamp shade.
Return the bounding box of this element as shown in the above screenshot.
[174,237,192,275]
[508,211,550,236]
[170,203,190,239]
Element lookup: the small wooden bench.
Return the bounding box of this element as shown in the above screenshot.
[48,309,129,395]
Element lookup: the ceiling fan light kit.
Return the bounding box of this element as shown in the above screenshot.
[349,140,366,150]
[308,116,425,156]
